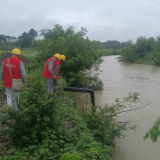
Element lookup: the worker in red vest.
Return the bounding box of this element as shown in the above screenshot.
[53,54,66,92]
[0,48,26,111]
[43,53,61,95]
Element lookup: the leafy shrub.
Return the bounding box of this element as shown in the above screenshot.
[0,62,139,159]
[144,117,160,143]
[118,36,159,64]
[0,42,16,50]
[33,24,104,89]
[0,66,111,160]
[151,42,160,66]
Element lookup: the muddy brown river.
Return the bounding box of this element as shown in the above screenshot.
[94,55,160,160]
[75,55,160,160]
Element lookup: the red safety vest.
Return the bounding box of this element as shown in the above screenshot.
[3,57,21,87]
[43,57,56,79]
[55,61,61,81]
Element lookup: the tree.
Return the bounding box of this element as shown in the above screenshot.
[28,28,38,37]
[0,34,6,41]
[119,44,138,63]
[157,35,160,42]
[0,34,17,42]
[17,29,38,48]
[144,117,160,143]
[151,41,160,66]
[94,40,131,49]
[119,36,158,64]
[33,24,103,89]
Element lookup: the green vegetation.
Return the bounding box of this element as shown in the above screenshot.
[0,48,37,56]
[118,36,160,66]
[0,28,37,50]
[0,24,142,160]
[0,62,140,159]
[144,117,160,143]
[0,35,16,42]
[0,80,3,90]
[99,49,121,56]
[33,25,104,89]
[0,41,16,50]
[17,28,38,48]
[94,40,131,50]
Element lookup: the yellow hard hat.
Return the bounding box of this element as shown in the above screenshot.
[61,55,66,61]
[54,53,61,60]
[11,48,21,55]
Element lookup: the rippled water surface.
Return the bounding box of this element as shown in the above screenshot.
[94,56,160,160]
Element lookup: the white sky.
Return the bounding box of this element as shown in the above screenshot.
[0,0,160,42]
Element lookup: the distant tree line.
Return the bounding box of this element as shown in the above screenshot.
[94,40,131,49]
[0,28,38,48]
[119,36,160,66]
[0,29,131,50]
[0,35,17,50]
[0,35,16,42]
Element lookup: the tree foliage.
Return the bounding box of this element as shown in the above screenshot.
[0,35,16,42]
[151,41,160,66]
[17,28,38,48]
[94,40,131,49]
[144,117,160,143]
[33,24,104,89]
[0,64,139,160]
[0,42,16,50]
[119,36,160,65]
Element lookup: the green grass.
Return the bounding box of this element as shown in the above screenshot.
[0,80,3,90]
[98,49,120,56]
[0,48,38,56]
[135,59,154,65]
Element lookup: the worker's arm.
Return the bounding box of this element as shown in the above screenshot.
[0,62,4,80]
[55,64,60,75]
[20,62,26,84]
[48,60,56,77]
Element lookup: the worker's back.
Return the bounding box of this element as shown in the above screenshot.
[3,57,21,87]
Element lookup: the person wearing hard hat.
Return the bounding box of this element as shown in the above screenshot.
[0,48,26,111]
[43,53,61,95]
[53,54,66,92]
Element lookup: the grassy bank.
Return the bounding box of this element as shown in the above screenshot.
[134,54,154,65]
[99,49,120,56]
[135,59,154,65]
[0,61,132,160]
[0,48,38,56]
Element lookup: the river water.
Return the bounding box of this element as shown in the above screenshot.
[94,56,160,160]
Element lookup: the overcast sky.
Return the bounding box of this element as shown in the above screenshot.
[0,0,159,42]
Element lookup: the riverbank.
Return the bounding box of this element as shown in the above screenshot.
[119,38,160,66]
[0,62,126,160]
[118,54,156,66]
